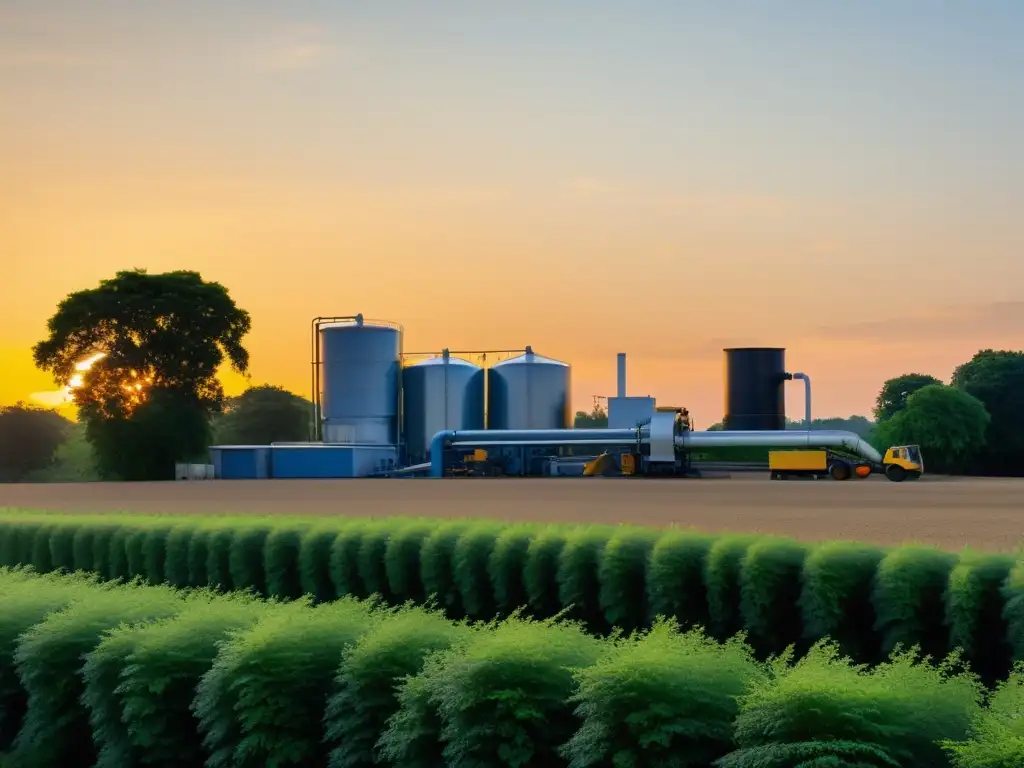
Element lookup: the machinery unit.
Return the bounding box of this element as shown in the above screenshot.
[402,351,485,465]
[315,315,401,445]
[487,346,572,430]
[769,444,924,482]
[723,347,787,430]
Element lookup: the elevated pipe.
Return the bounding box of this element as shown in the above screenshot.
[789,372,811,427]
[428,426,881,477]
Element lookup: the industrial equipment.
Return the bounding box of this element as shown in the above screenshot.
[768,444,924,482]
[487,347,571,430]
[402,350,485,465]
[724,347,787,430]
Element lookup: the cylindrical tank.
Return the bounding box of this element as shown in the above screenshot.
[723,347,787,430]
[487,347,571,430]
[402,352,485,464]
[319,320,401,444]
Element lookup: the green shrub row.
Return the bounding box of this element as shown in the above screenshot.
[1,567,1020,768]
[0,511,1021,683]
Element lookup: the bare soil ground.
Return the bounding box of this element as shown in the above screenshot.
[1,475,1021,552]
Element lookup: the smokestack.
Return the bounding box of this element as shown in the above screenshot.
[617,353,626,398]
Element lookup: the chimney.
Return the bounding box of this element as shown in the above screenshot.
[616,353,626,398]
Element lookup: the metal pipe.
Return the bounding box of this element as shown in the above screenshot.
[679,429,881,464]
[790,372,811,427]
[617,353,626,397]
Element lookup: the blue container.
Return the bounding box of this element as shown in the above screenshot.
[402,353,485,465]
[270,445,398,479]
[487,347,571,430]
[319,320,401,445]
[211,446,270,479]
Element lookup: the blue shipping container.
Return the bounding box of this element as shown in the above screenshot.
[211,446,271,479]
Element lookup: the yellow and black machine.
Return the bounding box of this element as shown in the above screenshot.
[768,445,923,482]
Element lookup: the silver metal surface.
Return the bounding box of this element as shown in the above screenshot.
[647,411,678,463]
[487,347,572,430]
[679,429,882,464]
[617,353,627,397]
[319,320,401,445]
[402,351,485,464]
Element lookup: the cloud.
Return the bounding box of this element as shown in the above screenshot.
[239,24,337,72]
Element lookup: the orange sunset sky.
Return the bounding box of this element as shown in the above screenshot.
[3,2,1022,427]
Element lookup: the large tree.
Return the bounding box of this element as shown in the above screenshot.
[213,385,313,445]
[872,384,989,473]
[873,373,943,422]
[33,270,251,480]
[0,403,71,482]
[951,349,1024,475]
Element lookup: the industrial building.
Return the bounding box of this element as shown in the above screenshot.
[209,313,882,480]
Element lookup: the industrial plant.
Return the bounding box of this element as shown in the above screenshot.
[210,314,920,482]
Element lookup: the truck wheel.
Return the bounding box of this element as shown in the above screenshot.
[829,463,850,481]
[886,464,907,483]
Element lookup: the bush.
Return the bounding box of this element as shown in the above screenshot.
[324,607,465,767]
[599,527,660,633]
[228,522,275,595]
[204,527,235,591]
[799,540,886,662]
[873,546,958,659]
[1002,561,1024,664]
[118,593,265,768]
[264,523,312,600]
[646,530,714,630]
[0,569,94,749]
[10,582,184,768]
[563,620,762,766]
[418,522,469,618]
[299,524,340,603]
[30,523,55,574]
[330,522,372,599]
[488,525,535,618]
[718,641,983,768]
[47,521,78,573]
[377,647,453,767]
[142,523,175,586]
[384,521,434,604]
[429,615,602,766]
[943,665,1024,767]
[163,524,195,588]
[946,552,1016,686]
[193,596,378,767]
[523,526,567,619]
[704,535,759,642]
[357,520,398,603]
[452,523,503,621]
[739,538,809,657]
[558,527,613,634]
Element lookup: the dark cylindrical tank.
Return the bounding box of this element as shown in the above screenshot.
[487,347,571,430]
[723,347,787,430]
[402,352,485,465]
[320,320,401,444]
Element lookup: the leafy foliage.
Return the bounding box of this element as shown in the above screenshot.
[943,666,1024,768]
[32,269,251,481]
[952,350,1024,476]
[874,373,943,422]
[0,404,71,482]
[212,384,312,445]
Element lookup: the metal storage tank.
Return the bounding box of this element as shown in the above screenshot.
[723,347,787,430]
[319,318,401,444]
[487,346,571,430]
[402,351,485,465]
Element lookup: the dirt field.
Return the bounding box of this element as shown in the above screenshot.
[2,475,1022,552]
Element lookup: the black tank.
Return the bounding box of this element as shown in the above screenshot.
[723,348,787,430]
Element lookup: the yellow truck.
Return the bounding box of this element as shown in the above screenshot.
[769,445,923,482]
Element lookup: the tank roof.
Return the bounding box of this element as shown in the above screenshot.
[406,355,480,368]
[493,350,569,367]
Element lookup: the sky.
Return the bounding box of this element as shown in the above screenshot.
[2,0,1022,427]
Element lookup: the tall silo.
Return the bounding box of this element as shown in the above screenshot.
[402,351,485,465]
[723,347,786,430]
[487,346,571,430]
[319,318,401,444]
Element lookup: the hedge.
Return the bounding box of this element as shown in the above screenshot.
[0,568,1020,768]
[0,511,1021,682]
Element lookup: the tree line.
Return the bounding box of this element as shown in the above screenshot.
[1,269,1022,481]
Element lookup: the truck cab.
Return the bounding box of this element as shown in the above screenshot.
[881,444,923,482]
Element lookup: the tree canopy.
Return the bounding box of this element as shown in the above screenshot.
[32,270,251,481]
[0,404,71,482]
[213,385,312,445]
[952,350,1024,475]
[872,384,990,473]
[873,373,943,422]
[574,405,609,428]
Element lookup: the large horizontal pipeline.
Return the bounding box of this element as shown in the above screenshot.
[429,428,881,477]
